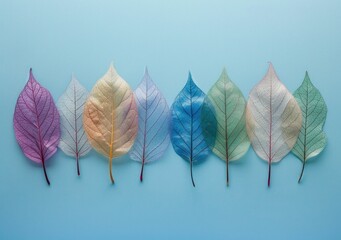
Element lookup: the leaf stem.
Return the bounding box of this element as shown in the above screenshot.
[189,78,195,188]
[30,78,50,186]
[140,161,145,182]
[223,78,229,186]
[298,160,306,183]
[268,65,273,188]
[140,75,148,183]
[190,158,195,187]
[42,158,50,185]
[268,161,271,187]
[76,154,80,176]
[109,158,114,184]
[299,73,309,184]
[74,82,80,176]
[226,159,229,186]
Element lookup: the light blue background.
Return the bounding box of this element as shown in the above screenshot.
[0,0,340,239]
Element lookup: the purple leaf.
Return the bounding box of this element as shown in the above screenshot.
[13,69,61,185]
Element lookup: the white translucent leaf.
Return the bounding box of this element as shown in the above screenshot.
[58,76,91,166]
[129,69,170,181]
[246,63,302,185]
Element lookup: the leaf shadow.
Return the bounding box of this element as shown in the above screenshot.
[87,150,132,166]
[112,154,132,166]
[229,148,252,166]
[192,155,210,166]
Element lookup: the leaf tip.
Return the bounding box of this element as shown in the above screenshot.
[69,74,80,89]
[220,67,229,81]
[109,62,118,75]
[302,71,314,88]
[268,61,275,71]
[144,67,152,80]
[265,62,280,81]
[304,71,310,80]
[28,68,36,84]
[222,67,227,75]
[187,71,194,85]
[142,67,154,86]
[29,68,34,78]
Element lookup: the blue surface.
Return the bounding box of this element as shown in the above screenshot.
[0,0,340,239]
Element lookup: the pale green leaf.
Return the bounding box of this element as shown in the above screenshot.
[201,69,250,184]
[292,72,327,182]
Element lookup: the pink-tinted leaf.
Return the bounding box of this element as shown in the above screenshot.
[246,63,302,187]
[13,69,61,185]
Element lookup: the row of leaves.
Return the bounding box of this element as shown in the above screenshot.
[13,63,327,187]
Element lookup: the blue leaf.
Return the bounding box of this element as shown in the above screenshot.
[129,68,171,182]
[170,73,212,187]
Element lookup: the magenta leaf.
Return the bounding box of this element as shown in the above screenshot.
[13,69,61,185]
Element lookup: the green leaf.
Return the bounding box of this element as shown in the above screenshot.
[201,69,250,185]
[292,72,327,183]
